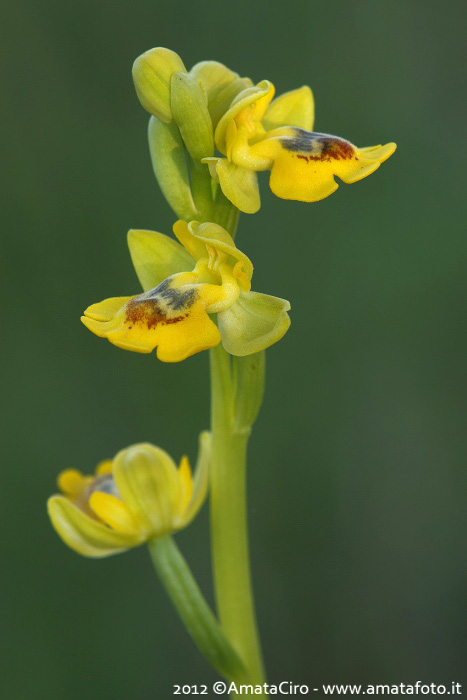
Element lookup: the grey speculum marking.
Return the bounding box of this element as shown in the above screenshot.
[147,279,197,311]
[281,128,318,153]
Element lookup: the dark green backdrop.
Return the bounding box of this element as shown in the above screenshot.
[1,0,465,697]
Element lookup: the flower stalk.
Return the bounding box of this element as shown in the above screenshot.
[148,535,246,681]
[205,178,266,686]
[209,343,266,686]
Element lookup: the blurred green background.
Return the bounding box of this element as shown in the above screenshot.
[1,0,465,697]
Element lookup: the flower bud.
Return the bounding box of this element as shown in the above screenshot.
[132,47,187,123]
[170,72,214,161]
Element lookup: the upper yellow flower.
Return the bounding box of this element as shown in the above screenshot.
[203,80,396,213]
[47,434,210,557]
[81,220,291,362]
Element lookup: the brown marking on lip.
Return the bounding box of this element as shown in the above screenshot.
[318,136,355,161]
[125,298,186,329]
[282,129,357,163]
[293,138,355,163]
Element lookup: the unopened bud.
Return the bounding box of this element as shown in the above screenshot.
[132,47,186,123]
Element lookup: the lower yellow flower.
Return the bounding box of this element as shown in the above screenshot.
[203,80,396,213]
[47,434,210,557]
[81,220,291,362]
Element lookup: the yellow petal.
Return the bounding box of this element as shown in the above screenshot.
[249,86,276,125]
[96,460,113,476]
[215,80,273,155]
[47,496,140,558]
[57,469,88,497]
[89,492,140,535]
[263,86,314,132]
[173,219,208,261]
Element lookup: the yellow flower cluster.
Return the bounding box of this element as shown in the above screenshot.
[49,48,396,560]
[131,49,396,214]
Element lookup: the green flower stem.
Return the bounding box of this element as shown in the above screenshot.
[189,157,239,235]
[190,159,216,221]
[148,534,246,681]
[209,343,266,688]
[212,196,239,237]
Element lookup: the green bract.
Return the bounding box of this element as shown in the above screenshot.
[171,72,214,161]
[147,116,198,221]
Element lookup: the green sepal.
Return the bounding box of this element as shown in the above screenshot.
[127,229,194,292]
[132,47,186,123]
[113,444,181,536]
[171,72,214,161]
[148,116,198,221]
[47,496,138,558]
[218,291,291,356]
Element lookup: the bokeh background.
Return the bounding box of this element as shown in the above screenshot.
[1,0,465,697]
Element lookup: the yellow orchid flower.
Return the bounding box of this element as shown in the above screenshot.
[47,434,210,557]
[188,60,253,130]
[81,220,291,362]
[202,80,396,213]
